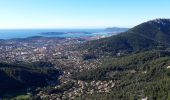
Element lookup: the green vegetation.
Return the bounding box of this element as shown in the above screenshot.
[82,53,97,60]
[73,50,170,99]
[2,19,170,99]
[11,94,31,100]
[82,19,170,56]
[0,61,61,98]
[73,50,170,80]
[74,20,170,99]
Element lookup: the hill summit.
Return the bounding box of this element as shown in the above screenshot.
[84,18,170,56]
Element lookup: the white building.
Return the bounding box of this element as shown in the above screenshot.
[142,97,148,100]
[167,66,170,69]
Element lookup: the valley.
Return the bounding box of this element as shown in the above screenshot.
[0,19,170,100]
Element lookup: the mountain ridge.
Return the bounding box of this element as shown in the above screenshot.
[83,18,170,56]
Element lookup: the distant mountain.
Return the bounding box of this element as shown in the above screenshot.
[104,27,129,32]
[129,19,170,44]
[83,19,170,56]
[72,19,170,100]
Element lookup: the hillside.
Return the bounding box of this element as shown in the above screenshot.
[73,50,170,99]
[6,19,170,100]
[0,61,61,98]
[83,19,170,56]
[71,19,170,99]
[1,19,170,100]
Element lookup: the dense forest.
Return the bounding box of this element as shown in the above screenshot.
[73,50,170,99]
[0,61,61,98]
[82,19,170,57]
[72,19,170,99]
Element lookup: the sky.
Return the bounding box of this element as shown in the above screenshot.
[0,0,170,29]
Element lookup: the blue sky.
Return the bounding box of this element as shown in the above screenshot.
[0,0,170,29]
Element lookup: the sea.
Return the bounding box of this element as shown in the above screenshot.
[0,29,111,39]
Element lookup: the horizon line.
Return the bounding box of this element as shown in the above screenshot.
[0,26,132,30]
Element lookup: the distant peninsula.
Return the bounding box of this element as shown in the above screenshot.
[39,32,66,35]
[104,27,129,32]
[39,32,92,35]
